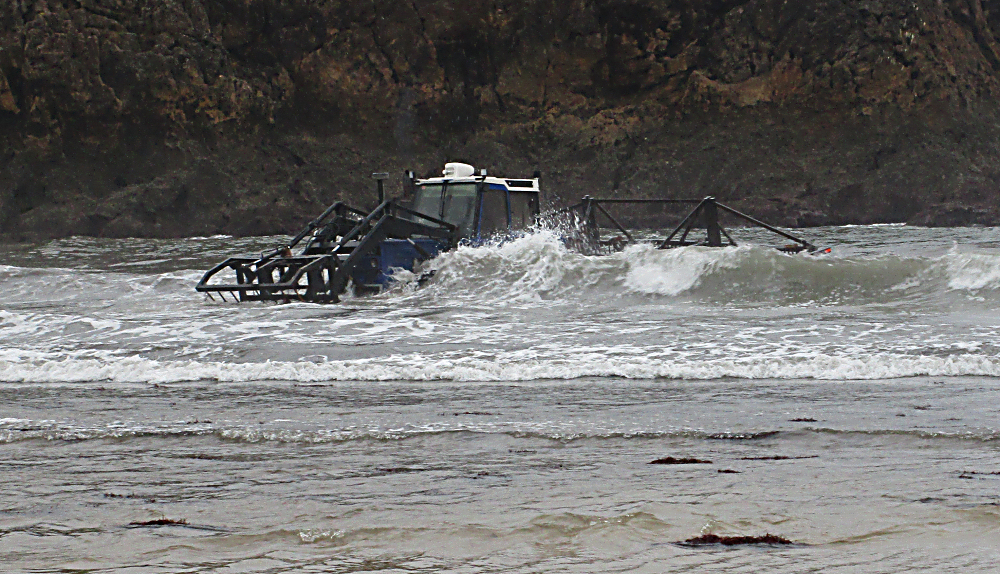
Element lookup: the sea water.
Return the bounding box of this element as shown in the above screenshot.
[1,225,999,573]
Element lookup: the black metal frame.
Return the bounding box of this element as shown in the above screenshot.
[195,200,458,303]
[548,196,817,254]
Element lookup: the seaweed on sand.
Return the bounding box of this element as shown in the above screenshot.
[128,518,188,527]
[649,456,712,465]
[679,533,794,546]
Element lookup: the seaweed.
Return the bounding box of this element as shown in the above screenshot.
[679,533,793,546]
[104,492,156,503]
[128,518,187,527]
[959,470,1000,479]
[376,467,426,474]
[649,456,712,465]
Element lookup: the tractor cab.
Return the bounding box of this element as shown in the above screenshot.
[405,162,540,244]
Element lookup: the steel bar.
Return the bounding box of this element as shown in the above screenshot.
[720,226,737,246]
[659,199,707,249]
[593,202,635,243]
[283,201,346,253]
[582,199,703,204]
[715,203,816,250]
[581,198,600,245]
[389,203,459,237]
[702,199,723,247]
[679,214,698,243]
[334,199,392,250]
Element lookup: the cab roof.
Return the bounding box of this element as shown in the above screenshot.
[415,175,539,192]
[414,162,539,192]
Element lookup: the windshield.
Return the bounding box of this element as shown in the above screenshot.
[441,184,477,237]
[413,183,476,237]
[411,185,443,222]
[411,183,478,238]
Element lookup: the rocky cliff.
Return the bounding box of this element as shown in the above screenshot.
[3,0,1000,240]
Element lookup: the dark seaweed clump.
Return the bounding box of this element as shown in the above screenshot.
[680,533,793,546]
[128,518,187,527]
[959,470,1000,479]
[649,456,712,465]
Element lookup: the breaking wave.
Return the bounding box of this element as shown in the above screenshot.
[1,348,998,383]
[3,418,999,445]
[2,230,999,385]
[3,232,1000,308]
[392,232,1000,306]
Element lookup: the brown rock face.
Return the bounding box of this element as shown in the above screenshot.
[2,0,1000,240]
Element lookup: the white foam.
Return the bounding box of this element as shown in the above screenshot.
[409,232,970,305]
[0,418,31,425]
[838,223,907,228]
[1,350,998,383]
[942,250,1000,291]
[621,244,745,296]
[299,529,345,543]
[418,230,618,303]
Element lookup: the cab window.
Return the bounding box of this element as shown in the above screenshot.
[478,189,509,237]
[509,191,538,230]
[411,183,478,238]
[441,183,478,237]
[411,185,443,222]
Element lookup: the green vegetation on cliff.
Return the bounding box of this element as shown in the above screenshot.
[3,0,1000,239]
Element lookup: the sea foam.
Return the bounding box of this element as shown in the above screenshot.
[1,348,998,384]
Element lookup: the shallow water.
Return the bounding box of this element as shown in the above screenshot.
[1,225,1000,572]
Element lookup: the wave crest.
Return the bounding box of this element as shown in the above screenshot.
[392,233,1000,305]
[2,350,998,384]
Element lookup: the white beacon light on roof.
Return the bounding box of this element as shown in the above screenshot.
[442,162,476,178]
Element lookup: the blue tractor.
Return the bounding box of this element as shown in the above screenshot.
[196,163,541,302]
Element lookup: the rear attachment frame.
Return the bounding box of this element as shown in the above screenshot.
[549,196,818,255]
